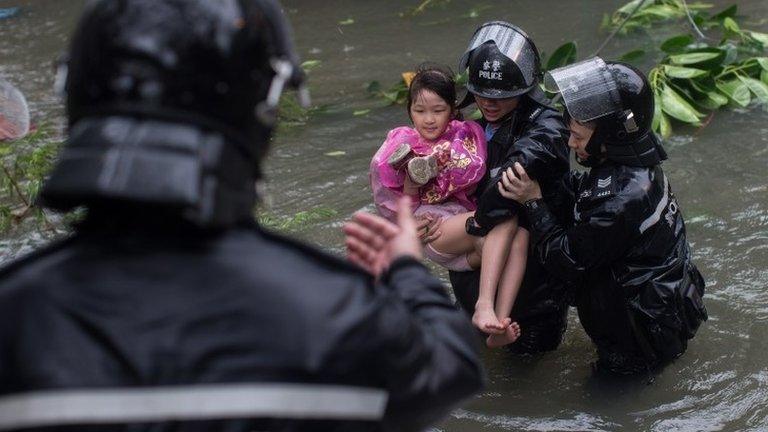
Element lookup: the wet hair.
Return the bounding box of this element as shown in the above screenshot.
[563,109,596,130]
[407,63,463,121]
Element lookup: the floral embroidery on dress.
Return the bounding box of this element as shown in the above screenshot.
[370,120,487,219]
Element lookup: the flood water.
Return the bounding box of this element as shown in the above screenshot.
[1,0,767,430]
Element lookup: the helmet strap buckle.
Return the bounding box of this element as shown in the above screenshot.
[622,109,639,133]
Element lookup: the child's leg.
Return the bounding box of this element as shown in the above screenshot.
[427,211,477,255]
[472,218,517,334]
[495,226,529,320]
[486,226,529,348]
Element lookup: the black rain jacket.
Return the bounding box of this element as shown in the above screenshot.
[449,92,571,353]
[471,91,571,232]
[525,162,707,366]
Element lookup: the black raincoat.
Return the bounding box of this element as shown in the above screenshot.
[525,162,707,371]
[449,92,572,353]
[0,120,484,432]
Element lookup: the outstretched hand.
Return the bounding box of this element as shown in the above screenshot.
[498,162,542,204]
[343,197,423,279]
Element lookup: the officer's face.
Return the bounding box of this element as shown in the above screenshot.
[474,95,519,124]
[568,119,595,162]
[410,90,454,141]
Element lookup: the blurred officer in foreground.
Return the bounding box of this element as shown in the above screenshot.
[499,57,707,374]
[0,1,483,430]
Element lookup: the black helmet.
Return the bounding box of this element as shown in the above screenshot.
[458,22,541,105]
[63,0,306,148]
[40,0,307,226]
[545,57,666,167]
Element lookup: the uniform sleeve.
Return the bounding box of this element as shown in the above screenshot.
[473,109,569,231]
[372,257,484,432]
[524,189,638,284]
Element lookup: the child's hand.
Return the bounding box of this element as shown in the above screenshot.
[415,213,442,244]
[343,197,423,279]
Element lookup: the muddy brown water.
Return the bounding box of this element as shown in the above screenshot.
[1,0,767,430]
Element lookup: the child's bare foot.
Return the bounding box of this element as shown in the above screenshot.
[472,304,506,334]
[486,322,521,348]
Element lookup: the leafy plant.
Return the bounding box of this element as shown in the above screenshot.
[257,207,337,232]
[0,124,62,232]
[602,0,715,35]
[646,9,768,136]
[276,60,328,129]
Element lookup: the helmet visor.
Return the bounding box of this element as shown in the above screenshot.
[543,57,621,122]
[0,79,30,140]
[459,22,538,88]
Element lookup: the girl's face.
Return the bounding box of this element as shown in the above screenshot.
[410,89,453,141]
[568,119,595,162]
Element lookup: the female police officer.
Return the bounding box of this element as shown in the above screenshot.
[446,22,571,354]
[499,57,707,374]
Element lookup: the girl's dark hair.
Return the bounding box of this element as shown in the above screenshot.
[407,63,463,121]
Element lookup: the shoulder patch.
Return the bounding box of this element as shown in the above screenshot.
[577,174,616,203]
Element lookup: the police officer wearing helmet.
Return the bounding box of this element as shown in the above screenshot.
[499,57,707,374]
[446,21,571,354]
[0,1,483,430]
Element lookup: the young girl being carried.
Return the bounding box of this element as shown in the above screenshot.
[369,64,529,347]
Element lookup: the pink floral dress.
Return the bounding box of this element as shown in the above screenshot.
[370,119,487,222]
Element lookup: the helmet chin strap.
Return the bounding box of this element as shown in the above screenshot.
[577,123,608,167]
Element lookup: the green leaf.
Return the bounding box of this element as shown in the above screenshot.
[689,76,717,93]
[669,51,722,65]
[663,65,708,79]
[635,5,679,19]
[749,32,768,48]
[707,91,728,106]
[338,18,354,25]
[619,49,645,62]
[545,42,577,71]
[717,79,751,107]
[352,109,370,116]
[710,5,737,22]
[719,43,739,65]
[661,85,703,124]
[324,151,346,157]
[616,0,644,15]
[366,80,381,93]
[661,35,694,54]
[756,58,768,72]
[738,76,768,104]
[300,60,322,72]
[659,111,672,138]
[762,70,768,86]
[723,17,741,35]
[652,94,661,131]
[697,91,727,110]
